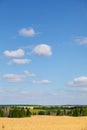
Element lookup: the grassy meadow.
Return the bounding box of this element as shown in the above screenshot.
[0,116,87,130]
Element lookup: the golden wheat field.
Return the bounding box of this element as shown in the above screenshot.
[0,116,87,130]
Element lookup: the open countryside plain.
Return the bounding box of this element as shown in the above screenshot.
[0,116,87,130]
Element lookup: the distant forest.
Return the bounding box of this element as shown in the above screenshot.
[0,105,87,117]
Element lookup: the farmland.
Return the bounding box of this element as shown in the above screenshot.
[0,116,87,130]
[1,105,87,117]
[0,105,87,130]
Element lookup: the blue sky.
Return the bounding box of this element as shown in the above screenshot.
[0,0,87,105]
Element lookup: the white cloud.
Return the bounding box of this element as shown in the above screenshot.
[3,74,24,82]
[32,44,52,56]
[68,76,87,87]
[24,70,36,77]
[2,71,36,82]
[75,37,87,45]
[4,49,24,58]
[8,59,31,65]
[19,27,36,37]
[31,80,51,84]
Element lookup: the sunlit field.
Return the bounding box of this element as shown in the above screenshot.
[0,116,87,130]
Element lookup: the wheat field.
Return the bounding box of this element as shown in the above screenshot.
[0,116,87,130]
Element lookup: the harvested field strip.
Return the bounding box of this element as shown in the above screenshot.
[0,116,87,130]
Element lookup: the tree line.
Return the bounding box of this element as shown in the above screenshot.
[37,107,87,116]
[0,107,87,117]
[0,108,31,118]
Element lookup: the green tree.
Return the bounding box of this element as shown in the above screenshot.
[67,110,72,116]
[46,111,50,115]
[26,108,32,117]
[72,108,80,116]
[9,108,26,118]
[56,109,61,116]
[81,108,87,116]
[38,111,45,115]
[0,109,4,117]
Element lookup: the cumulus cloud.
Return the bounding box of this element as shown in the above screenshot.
[32,44,52,56]
[8,59,31,65]
[24,70,36,77]
[68,76,87,87]
[4,49,24,58]
[2,71,36,82]
[3,74,24,82]
[31,80,51,84]
[75,37,87,45]
[19,27,36,37]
